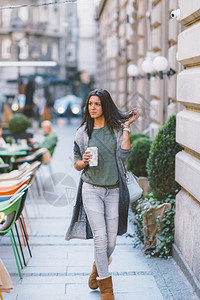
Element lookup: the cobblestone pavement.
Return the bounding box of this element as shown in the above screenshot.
[0,118,198,300]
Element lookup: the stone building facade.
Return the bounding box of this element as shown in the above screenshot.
[96,0,200,295]
[173,1,200,297]
[96,0,181,135]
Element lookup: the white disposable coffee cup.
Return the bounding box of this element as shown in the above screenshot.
[86,147,98,166]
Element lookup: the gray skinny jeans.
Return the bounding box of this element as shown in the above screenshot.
[82,182,119,278]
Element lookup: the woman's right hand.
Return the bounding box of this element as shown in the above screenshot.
[82,151,92,166]
[75,151,93,171]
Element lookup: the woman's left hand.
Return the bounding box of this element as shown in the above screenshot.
[124,109,139,127]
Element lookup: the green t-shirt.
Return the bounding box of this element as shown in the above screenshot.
[36,132,58,155]
[81,125,119,188]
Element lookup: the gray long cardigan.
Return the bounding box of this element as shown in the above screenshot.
[65,125,131,240]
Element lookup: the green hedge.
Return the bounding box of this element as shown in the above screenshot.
[129,132,149,144]
[146,114,183,202]
[126,137,152,177]
[133,115,182,258]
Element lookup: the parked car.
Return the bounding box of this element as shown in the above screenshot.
[53,94,83,117]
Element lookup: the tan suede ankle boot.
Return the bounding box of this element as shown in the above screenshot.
[97,275,115,300]
[88,262,98,290]
[88,258,112,290]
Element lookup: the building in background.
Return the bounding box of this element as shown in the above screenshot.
[77,0,97,78]
[96,0,200,296]
[0,0,79,104]
[77,0,98,103]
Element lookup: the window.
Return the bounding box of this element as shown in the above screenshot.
[18,7,28,22]
[2,39,11,59]
[2,9,11,27]
[39,6,48,23]
[42,42,48,55]
[52,43,58,61]
[19,38,28,59]
[66,44,76,62]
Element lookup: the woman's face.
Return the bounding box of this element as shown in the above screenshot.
[88,95,103,119]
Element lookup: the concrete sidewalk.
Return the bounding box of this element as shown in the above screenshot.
[0,119,197,300]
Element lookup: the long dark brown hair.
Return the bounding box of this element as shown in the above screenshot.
[79,89,133,138]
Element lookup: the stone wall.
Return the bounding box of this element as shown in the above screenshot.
[174,0,200,296]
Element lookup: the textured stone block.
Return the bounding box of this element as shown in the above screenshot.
[175,151,200,202]
[138,0,147,20]
[169,0,178,12]
[127,44,133,61]
[110,59,117,69]
[127,78,133,95]
[179,0,200,27]
[138,19,146,37]
[150,77,161,99]
[177,68,200,106]
[167,102,178,118]
[152,0,160,5]
[178,23,200,66]
[137,78,145,95]
[136,116,144,132]
[152,26,162,51]
[168,45,178,72]
[176,110,200,154]
[110,69,116,81]
[168,74,177,100]
[119,65,126,78]
[151,1,162,28]
[150,99,162,123]
[119,22,125,37]
[138,38,145,57]
[175,189,200,282]
[119,79,125,93]
[149,122,160,139]
[137,57,145,75]
[169,18,179,44]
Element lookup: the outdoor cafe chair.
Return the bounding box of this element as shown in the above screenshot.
[15,185,32,265]
[0,183,34,264]
[15,148,54,189]
[0,161,43,197]
[0,172,32,188]
[1,185,32,267]
[0,169,24,181]
[0,177,30,196]
[15,148,47,165]
[0,192,25,279]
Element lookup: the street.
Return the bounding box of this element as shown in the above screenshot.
[0,118,197,300]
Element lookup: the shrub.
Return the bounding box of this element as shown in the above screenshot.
[9,113,31,134]
[146,114,182,202]
[126,137,152,177]
[129,132,149,144]
[152,196,175,258]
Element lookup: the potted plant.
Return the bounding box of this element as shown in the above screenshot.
[7,113,32,141]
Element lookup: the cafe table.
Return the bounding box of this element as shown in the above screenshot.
[0,147,28,169]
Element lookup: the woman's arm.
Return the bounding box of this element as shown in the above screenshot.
[121,110,139,150]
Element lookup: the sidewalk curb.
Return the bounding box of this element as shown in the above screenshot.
[173,244,200,299]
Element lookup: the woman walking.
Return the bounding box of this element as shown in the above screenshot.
[66,89,139,299]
